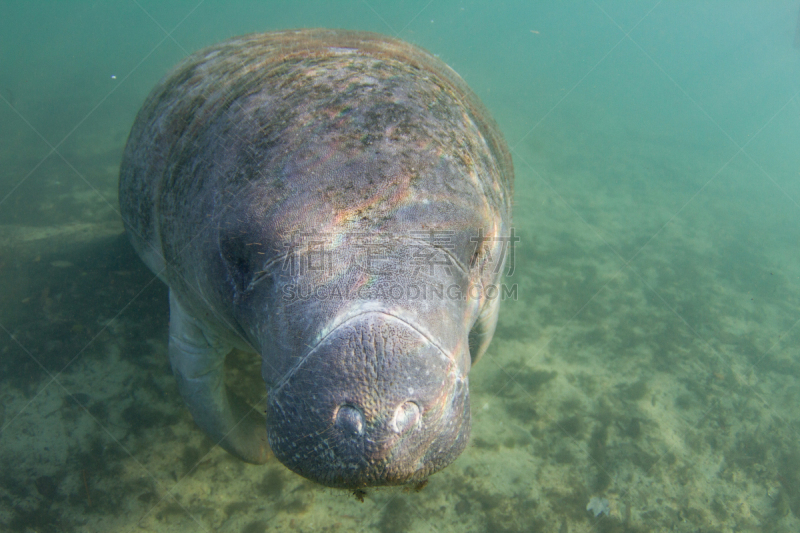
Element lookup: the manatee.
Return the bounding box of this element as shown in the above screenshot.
[119,29,513,489]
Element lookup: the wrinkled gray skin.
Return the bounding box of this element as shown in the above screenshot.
[119,29,513,489]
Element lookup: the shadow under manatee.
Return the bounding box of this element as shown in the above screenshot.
[0,223,167,395]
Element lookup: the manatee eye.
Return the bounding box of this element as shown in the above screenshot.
[469,234,484,269]
[219,233,256,291]
[219,226,271,293]
[470,247,481,268]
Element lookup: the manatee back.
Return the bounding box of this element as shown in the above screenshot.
[118,29,512,280]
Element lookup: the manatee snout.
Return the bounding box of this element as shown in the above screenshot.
[266,312,470,489]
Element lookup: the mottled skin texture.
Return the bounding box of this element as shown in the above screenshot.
[119,29,513,489]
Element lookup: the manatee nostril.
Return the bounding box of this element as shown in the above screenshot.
[335,405,364,436]
[393,401,421,434]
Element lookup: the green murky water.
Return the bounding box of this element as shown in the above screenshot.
[2,1,800,532]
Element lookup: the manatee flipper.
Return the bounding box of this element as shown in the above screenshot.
[167,291,270,464]
[468,297,501,365]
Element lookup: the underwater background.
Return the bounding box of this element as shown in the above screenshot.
[2,1,800,532]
